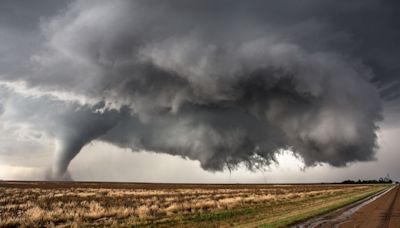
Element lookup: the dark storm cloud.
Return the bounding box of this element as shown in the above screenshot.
[0,0,70,30]
[0,0,71,74]
[0,0,397,179]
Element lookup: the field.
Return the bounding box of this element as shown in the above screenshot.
[0,182,389,227]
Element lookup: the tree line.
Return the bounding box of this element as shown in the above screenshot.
[341,177,392,184]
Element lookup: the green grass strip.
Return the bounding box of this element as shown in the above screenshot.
[261,185,391,228]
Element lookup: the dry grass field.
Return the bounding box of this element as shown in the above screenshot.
[0,182,389,227]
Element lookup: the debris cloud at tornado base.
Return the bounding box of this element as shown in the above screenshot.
[2,0,400,179]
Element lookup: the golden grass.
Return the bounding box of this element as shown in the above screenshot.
[0,183,385,227]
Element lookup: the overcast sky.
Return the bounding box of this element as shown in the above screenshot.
[0,0,399,182]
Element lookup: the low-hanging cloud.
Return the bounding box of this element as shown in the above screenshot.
[1,0,398,179]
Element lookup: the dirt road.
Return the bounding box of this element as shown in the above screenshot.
[306,185,400,228]
[338,185,400,228]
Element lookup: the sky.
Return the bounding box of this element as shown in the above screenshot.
[0,0,399,182]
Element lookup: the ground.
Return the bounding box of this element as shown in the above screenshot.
[0,181,390,227]
[308,185,400,228]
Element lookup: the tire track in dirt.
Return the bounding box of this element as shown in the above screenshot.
[381,187,399,227]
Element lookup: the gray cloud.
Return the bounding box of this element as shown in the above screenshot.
[0,0,397,179]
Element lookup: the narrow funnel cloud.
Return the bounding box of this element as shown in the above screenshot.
[46,102,121,179]
[52,139,83,180]
[1,0,399,179]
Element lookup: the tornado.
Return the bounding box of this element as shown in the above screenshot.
[1,0,399,179]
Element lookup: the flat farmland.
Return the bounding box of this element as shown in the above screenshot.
[0,182,390,227]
